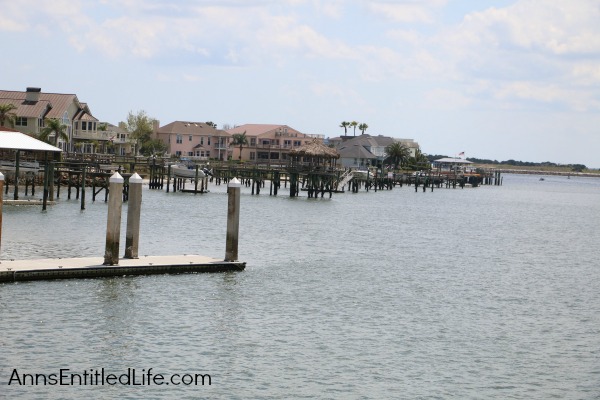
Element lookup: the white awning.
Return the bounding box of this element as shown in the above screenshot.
[0,130,62,152]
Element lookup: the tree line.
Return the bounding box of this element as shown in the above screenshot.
[427,154,587,172]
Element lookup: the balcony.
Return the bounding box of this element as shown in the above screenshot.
[73,130,113,141]
[253,143,303,150]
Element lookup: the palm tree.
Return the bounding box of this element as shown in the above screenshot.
[358,123,368,134]
[339,121,350,135]
[385,142,411,170]
[39,118,68,147]
[230,131,248,161]
[411,149,430,170]
[0,103,18,127]
[350,121,358,136]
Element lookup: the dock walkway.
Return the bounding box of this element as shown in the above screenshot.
[0,255,245,283]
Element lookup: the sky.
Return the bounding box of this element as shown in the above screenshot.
[1,0,599,167]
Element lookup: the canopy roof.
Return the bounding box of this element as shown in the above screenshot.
[290,139,339,159]
[433,157,473,164]
[0,128,62,152]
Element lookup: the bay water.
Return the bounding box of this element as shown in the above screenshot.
[1,174,599,399]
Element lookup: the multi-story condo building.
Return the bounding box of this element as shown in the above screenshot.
[226,124,324,162]
[155,121,232,161]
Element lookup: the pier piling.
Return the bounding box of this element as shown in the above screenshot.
[225,178,241,262]
[103,172,124,265]
[124,173,143,259]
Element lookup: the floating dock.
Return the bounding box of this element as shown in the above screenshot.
[0,255,245,283]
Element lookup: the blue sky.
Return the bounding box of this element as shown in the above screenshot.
[1,0,599,167]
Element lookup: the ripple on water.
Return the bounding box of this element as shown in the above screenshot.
[1,174,599,399]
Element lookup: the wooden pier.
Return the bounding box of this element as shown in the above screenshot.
[0,173,246,283]
[0,255,245,283]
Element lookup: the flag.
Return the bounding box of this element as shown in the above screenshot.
[458,152,465,156]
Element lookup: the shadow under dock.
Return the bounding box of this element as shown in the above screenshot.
[0,255,246,283]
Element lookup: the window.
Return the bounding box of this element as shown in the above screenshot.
[176,134,182,144]
[208,137,211,146]
[284,140,291,147]
[188,151,193,156]
[250,138,256,146]
[250,152,256,160]
[200,137,204,145]
[294,140,301,146]
[175,151,182,156]
[15,117,27,126]
[81,121,87,131]
[189,135,193,142]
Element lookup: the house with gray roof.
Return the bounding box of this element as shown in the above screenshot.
[331,134,420,168]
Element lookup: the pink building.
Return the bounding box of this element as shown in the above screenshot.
[156,121,232,161]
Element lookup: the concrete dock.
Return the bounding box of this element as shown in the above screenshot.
[0,255,246,283]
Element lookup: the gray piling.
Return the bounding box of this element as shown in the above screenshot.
[14,150,20,200]
[124,173,143,259]
[80,165,86,210]
[225,177,241,262]
[103,172,124,265]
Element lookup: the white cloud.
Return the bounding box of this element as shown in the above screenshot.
[457,1,600,56]
[430,0,600,111]
[366,0,448,23]
[493,81,600,112]
[423,88,472,110]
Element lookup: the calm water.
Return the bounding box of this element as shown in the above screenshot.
[1,174,599,399]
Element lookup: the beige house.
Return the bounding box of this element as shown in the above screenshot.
[226,124,324,162]
[104,122,133,156]
[0,87,105,153]
[156,121,232,161]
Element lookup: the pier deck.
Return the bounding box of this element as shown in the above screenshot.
[0,255,245,283]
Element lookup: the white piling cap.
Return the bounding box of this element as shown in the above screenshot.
[129,172,143,183]
[110,172,124,183]
[228,177,241,188]
[0,172,4,181]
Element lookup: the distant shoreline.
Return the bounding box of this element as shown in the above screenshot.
[475,167,600,178]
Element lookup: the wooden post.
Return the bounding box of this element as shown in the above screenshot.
[14,150,20,200]
[49,162,55,200]
[124,173,142,259]
[166,164,171,193]
[0,172,4,256]
[103,172,124,265]
[225,178,241,262]
[43,153,49,211]
[80,165,86,210]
